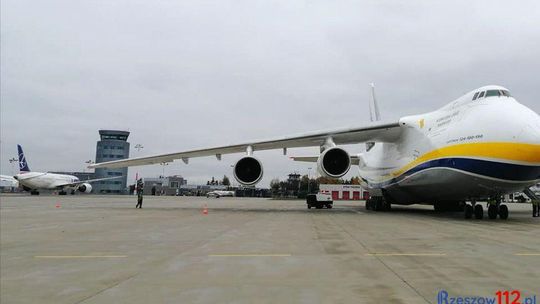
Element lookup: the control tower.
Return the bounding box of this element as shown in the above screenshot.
[93,130,130,194]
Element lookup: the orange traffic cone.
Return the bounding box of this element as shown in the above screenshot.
[202,205,208,215]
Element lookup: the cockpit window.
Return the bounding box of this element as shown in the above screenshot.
[501,90,511,97]
[485,90,501,97]
[478,91,485,98]
[472,92,479,100]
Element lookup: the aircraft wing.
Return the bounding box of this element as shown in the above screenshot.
[54,176,123,188]
[89,120,401,169]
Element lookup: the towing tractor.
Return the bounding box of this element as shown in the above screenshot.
[306,193,333,209]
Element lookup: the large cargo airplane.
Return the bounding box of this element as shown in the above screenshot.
[89,85,540,219]
[14,145,121,195]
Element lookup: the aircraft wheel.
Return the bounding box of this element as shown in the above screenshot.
[499,205,509,220]
[59,191,67,196]
[488,204,498,219]
[307,205,312,209]
[474,204,483,219]
[326,204,332,209]
[464,204,473,219]
[374,199,382,211]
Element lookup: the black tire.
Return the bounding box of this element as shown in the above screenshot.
[326,204,333,209]
[307,205,312,209]
[474,204,483,219]
[488,204,498,219]
[464,205,473,219]
[499,205,509,219]
[374,199,382,211]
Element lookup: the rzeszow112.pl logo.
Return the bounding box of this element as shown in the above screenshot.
[437,290,537,304]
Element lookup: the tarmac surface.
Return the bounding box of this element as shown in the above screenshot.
[1,195,539,304]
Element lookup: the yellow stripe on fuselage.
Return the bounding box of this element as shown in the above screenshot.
[391,142,540,178]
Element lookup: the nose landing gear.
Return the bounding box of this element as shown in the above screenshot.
[365,197,391,211]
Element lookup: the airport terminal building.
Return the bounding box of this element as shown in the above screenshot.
[93,130,130,194]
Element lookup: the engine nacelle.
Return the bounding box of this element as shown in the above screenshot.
[233,156,263,186]
[317,147,351,178]
[78,183,92,193]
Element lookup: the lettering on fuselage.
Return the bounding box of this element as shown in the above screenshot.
[447,134,484,145]
[435,111,460,128]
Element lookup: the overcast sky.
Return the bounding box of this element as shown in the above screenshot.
[2,0,540,186]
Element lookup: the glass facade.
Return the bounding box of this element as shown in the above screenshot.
[94,130,130,194]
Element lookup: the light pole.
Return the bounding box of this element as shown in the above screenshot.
[134,144,144,153]
[133,144,144,188]
[8,157,17,175]
[307,167,312,194]
[160,162,169,178]
[84,160,94,173]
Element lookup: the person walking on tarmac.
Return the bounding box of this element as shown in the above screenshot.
[533,199,539,217]
[136,178,144,209]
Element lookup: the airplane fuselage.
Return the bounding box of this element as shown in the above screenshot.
[14,172,80,191]
[359,85,540,204]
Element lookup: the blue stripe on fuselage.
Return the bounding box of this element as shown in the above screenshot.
[369,158,540,188]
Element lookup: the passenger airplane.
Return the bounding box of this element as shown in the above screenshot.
[14,145,121,195]
[89,85,540,220]
[206,190,235,198]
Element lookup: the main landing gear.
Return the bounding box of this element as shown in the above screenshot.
[30,190,40,195]
[366,197,391,211]
[464,199,508,220]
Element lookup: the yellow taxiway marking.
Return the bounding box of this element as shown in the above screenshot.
[34,255,127,259]
[514,253,540,256]
[365,253,447,257]
[209,254,292,257]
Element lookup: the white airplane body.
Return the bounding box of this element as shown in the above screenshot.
[359,86,540,204]
[207,190,235,198]
[14,145,121,195]
[90,85,540,219]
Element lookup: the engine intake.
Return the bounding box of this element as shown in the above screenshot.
[233,156,263,186]
[78,183,92,193]
[317,147,351,178]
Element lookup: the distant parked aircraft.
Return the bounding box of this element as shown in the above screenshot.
[14,145,120,195]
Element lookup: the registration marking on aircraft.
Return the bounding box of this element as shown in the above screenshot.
[34,255,127,259]
[364,253,447,257]
[208,254,292,257]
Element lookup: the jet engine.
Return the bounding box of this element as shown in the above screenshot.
[317,147,351,178]
[233,156,263,186]
[78,183,92,193]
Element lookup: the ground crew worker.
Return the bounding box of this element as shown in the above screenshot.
[136,179,144,209]
[533,200,539,217]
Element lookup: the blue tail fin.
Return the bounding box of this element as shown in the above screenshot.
[17,145,31,172]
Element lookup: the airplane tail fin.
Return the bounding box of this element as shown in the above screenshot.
[366,83,381,151]
[17,145,31,172]
[369,83,381,121]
